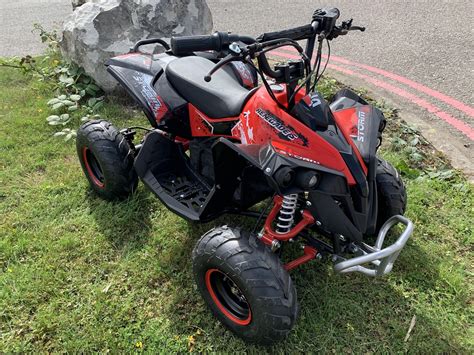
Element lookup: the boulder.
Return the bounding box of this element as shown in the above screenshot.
[72,0,89,10]
[61,0,213,92]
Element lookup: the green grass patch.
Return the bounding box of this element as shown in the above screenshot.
[0,66,472,353]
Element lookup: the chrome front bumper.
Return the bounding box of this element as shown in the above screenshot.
[333,215,414,277]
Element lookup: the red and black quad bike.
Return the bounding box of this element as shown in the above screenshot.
[77,8,413,345]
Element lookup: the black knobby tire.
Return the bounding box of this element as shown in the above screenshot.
[76,120,137,200]
[376,158,407,230]
[192,226,298,345]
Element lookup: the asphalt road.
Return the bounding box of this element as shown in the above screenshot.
[1,0,473,176]
[0,0,71,57]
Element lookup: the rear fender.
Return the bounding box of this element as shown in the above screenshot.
[106,53,174,126]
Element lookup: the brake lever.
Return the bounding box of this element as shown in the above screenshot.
[204,43,245,82]
[330,22,366,39]
[342,19,366,32]
[350,25,366,32]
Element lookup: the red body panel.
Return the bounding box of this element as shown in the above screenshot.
[185,87,371,185]
[236,87,358,185]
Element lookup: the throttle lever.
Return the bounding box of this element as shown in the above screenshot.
[341,18,353,29]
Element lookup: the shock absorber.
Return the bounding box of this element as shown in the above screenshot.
[276,194,298,234]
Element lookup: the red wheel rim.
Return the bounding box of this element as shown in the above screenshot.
[205,269,252,326]
[82,147,105,188]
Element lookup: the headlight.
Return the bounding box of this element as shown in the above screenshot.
[296,170,319,189]
[273,166,295,188]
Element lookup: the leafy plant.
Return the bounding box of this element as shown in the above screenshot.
[47,94,80,112]
[2,23,104,141]
[53,128,77,141]
[32,23,59,51]
[46,114,72,126]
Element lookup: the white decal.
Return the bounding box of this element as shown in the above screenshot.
[243,110,253,141]
[310,94,321,107]
[133,73,163,116]
[231,122,247,144]
[357,110,366,142]
[196,111,214,134]
[256,108,298,140]
[278,149,320,165]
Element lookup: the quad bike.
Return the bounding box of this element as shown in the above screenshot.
[76,7,413,345]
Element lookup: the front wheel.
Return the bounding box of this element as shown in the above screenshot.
[376,158,407,230]
[192,226,298,345]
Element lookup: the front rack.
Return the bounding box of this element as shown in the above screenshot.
[333,215,413,277]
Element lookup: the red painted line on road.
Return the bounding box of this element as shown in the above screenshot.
[276,48,474,118]
[270,50,474,140]
[327,64,474,140]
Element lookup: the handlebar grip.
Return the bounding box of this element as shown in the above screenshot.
[257,24,314,42]
[171,34,221,56]
[171,32,256,56]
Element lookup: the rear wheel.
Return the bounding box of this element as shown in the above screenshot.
[192,226,298,345]
[376,158,407,230]
[76,120,137,200]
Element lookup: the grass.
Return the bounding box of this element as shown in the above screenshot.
[0,66,473,353]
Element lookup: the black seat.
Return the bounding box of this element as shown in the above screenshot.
[166,56,251,118]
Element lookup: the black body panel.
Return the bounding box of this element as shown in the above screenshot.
[153,74,191,137]
[292,91,334,131]
[134,132,273,221]
[330,88,368,111]
[134,131,214,221]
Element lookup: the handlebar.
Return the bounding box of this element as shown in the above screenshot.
[170,7,365,85]
[171,8,363,57]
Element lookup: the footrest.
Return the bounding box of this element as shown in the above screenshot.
[333,215,413,276]
[134,131,214,221]
[157,173,209,211]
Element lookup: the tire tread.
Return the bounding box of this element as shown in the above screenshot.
[192,226,297,345]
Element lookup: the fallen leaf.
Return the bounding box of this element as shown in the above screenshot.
[102,282,112,293]
[404,315,416,342]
